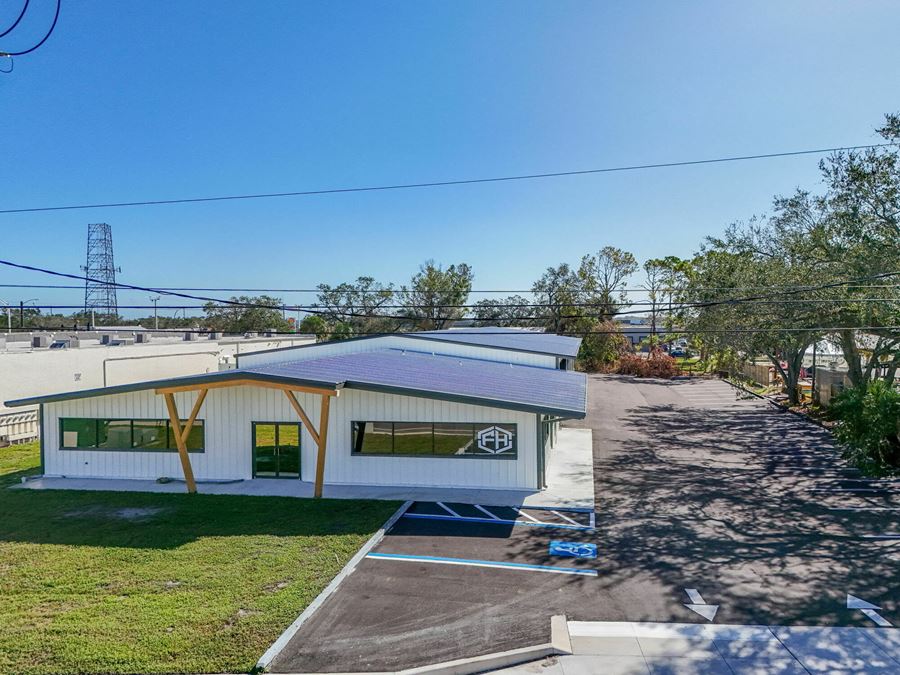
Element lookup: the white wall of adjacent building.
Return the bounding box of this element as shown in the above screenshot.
[40,386,538,490]
[0,335,314,444]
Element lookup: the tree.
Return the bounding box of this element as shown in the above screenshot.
[577,246,638,321]
[814,113,900,390]
[472,295,536,327]
[531,263,581,333]
[399,261,473,330]
[202,295,293,333]
[297,314,331,341]
[642,259,666,342]
[315,277,397,337]
[685,214,824,405]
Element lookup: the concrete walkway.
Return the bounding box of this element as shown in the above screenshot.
[14,428,594,508]
[495,621,900,675]
[494,620,900,674]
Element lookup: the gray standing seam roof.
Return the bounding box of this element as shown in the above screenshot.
[246,349,587,417]
[405,328,582,359]
[6,348,587,418]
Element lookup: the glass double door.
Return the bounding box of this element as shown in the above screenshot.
[252,422,301,478]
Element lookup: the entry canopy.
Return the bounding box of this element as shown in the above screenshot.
[6,348,587,419]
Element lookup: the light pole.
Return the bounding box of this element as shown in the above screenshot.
[150,296,160,330]
[20,298,38,329]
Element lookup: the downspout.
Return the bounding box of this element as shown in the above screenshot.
[38,403,45,476]
[536,414,544,490]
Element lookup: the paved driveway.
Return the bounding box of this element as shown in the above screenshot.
[269,376,899,673]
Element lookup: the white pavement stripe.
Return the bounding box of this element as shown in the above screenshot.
[861,534,900,540]
[511,507,543,523]
[861,609,893,627]
[436,502,462,518]
[828,507,900,512]
[551,510,581,526]
[473,504,501,520]
[685,588,705,604]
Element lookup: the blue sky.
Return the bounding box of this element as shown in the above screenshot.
[2,1,899,315]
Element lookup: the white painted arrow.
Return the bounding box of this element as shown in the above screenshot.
[848,594,893,627]
[684,588,719,622]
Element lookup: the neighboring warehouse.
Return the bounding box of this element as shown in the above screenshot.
[5,328,586,494]
[0,330,314,445]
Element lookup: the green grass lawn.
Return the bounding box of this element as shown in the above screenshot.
[0,442,400,674]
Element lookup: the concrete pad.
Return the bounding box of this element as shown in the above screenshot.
[636,637,719,658]
[713,637,793,659]
[569,636,643,656]
[17,428,594,508]
[723,657,808,674]
[558,655,651,675]
[860,629,900,664]
[525,428,595,509]
[644,656,731,675]
[771,626,899,672]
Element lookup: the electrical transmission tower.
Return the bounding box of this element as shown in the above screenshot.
[82,223,121,322]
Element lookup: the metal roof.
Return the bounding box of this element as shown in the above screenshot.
[6,348,586,418]
[246,349,586,417]
[408,327,582,359]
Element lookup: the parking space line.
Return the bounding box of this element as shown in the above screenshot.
[828,507,900,512]
[861,534,900,540]
[551,510,581,526]
[473,504,501,520]
[511,506,544,523]
[402,512,593,531]
[366,552,599,576]
[436,502,461,518]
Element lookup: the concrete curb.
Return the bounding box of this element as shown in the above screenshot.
[723,377,831,430]
[255,499,413,672]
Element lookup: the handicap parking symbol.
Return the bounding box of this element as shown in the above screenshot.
[549,540,597,559]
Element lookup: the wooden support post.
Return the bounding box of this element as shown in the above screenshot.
[164,391,201,494]
[313,394,331,498]
[283,390,319,446]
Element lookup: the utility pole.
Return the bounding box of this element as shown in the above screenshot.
[150,296,160,330]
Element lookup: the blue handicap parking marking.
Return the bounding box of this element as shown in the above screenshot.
[549,540,597,559]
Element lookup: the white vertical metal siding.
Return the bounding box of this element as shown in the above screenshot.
[42,386,537,489]
[237,335,555,369]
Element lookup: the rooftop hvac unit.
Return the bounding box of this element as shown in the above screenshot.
[135,333,151,343]
[208,331,221,340]
[32,335,51,348]
[183,332,198,341]
[100,333,115,345]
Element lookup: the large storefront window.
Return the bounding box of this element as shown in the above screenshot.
[352,422,517,458]
[60,418,204,452]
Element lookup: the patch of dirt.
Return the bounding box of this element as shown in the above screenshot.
[62,505,169,521]
[264,580,290,593]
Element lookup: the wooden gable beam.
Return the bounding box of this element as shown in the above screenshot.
[155,378,338,398]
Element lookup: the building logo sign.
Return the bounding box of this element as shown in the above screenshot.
[476,425,514,454]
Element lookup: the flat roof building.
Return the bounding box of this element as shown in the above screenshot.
[5,328,587,496]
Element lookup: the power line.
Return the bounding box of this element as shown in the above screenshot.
[0,143,891,215]
[0,0,29,39]
[1,283,897,293]
[1,257,897,321]
[9,325,899,335]
[0,0,59,56]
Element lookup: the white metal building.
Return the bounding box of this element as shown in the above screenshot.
[5,329,586,494]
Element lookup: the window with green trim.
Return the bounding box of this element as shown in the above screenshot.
[351,422,517,458]
[59,418,204,452]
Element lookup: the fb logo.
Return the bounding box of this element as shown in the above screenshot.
[476,426,514,454]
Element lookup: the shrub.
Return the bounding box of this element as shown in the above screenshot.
[577,320,629,372]
[830,380,900,474]
[616,349,678,379]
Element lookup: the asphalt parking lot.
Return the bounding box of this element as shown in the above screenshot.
[270,375,900,673]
